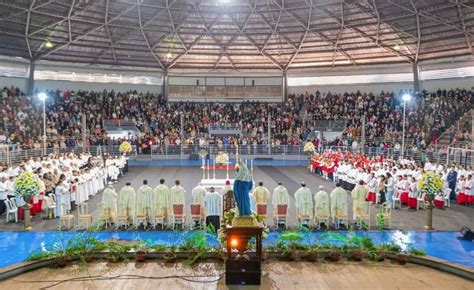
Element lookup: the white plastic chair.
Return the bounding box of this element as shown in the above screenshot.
[417,192,426,210]
[443,189,451,208]
[392,191,401,209]
[5,200,18,223]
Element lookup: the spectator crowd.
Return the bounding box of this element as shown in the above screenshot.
[0,85,472,153]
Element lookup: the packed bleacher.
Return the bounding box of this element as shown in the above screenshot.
[1,85,472,153]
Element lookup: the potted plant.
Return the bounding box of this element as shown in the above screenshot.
[52,244,69,267]
[326,246,343,262]
[105,242,130,263]
[277,230,306,261]
[306,245,320,262]
[397,252,409,265]
[163,246,177,263]
[132,240,152,262]
[14,172,40,231]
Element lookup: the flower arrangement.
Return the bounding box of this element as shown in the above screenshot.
[14,171,40,202]
[119,141,132,153]
[418,172,443,200]
[215,151,229,164]
[303,141,315,152]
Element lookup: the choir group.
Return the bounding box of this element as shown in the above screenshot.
[311,150,474,210]
[0,153,127,220]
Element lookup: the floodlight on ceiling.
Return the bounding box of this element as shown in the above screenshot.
[166,52,173,59]
[45,39,54,49]
[393,44,401,51]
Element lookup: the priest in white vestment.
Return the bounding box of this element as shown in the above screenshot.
[102,184,118,223]
[136,180,154,224]
[295,182,313,223]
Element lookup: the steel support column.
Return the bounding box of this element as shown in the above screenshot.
[283,71,288,101]
[27,61,35,95]
[413,63,420,93]
[162,71,168,100]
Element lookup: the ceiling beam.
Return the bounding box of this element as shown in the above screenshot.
[34,4,139,60]
[25,0,36,59]
[286,0,313,69]
[137,0,164,69]
[455,0,473,54]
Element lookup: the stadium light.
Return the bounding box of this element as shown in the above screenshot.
[37,93,48,155]
[402,94,411,102]
[37,92,47,101]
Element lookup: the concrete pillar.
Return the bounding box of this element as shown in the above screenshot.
[26,60,35,95]
[283,70,288,101]
[162,70,168,100]
[413,63,420,93]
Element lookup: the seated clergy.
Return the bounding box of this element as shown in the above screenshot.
[272,182,290,213]
[136,180,154,224]
[314,185,330,227]
[351,180,369,221]
[192,183,207,208]
[170,179,186,213]
[118,182,136,224]
[330,183,348,226]
[295,182,313,224]
[101,184,118,223]
[251,181,270,211]
[204,187,222,233]
[153,179,170,221]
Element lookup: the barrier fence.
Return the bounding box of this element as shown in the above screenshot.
[1,144,472,168]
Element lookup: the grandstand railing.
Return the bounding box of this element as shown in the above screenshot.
[2,144,471,167]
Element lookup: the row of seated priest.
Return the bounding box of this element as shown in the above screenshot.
[96,180,375,230]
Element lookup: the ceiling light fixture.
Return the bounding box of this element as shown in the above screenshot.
[393,44,401,51]
[45,39,54,48]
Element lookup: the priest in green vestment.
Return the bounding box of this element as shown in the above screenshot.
[153,179,170,221]
[101,184,117,223]
[136,179,154,223]
[295,182,313,222]
[351,180,369,220]
[118,182,136,224]
[330,183,348,222]
[272,182,290,213]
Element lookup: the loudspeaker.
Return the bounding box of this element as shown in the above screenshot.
[460,226,474,241]
[225,260,261,285]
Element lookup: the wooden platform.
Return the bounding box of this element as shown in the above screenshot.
[0,166,472,231]
[0,261,472,290]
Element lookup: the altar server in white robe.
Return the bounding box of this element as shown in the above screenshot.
[192,183,207,208]
[272,182,290,213]
[330,183,348,226]
[102,184,118,223]
[136,180,154,223]
[107,158,119,182]
[54,174,70,218]
[154,179,170,221]
[118,182,136,224]
[314,185,330,227]
[170,179,186,213]
[295,182,313,222]
[204,187,222,233]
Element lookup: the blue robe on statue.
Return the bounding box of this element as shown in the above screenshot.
[447,170,457,201]
[233,159,253,216]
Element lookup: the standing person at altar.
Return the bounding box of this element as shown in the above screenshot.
[351,180,368,221]
[170,180,186,211]
[330,183,348,227]
[54,174,70,218]
[447,166,458,201]
[136,180,154,224]
[204,187,222,233]
[367,173,377,203]
[251,181,270,210]
[385,173,395,208]
[408,176,418,210]
[153,179,170,221]
[314,185,330,228]
[295,182,313,222]
[102,184,118,224]
[119,182,136,224]
[192,183,207,208]
[398,175,410,205]
[233,158,253,216]
[465,174,473,206]
[223,183,236,216]
[272,182,290,213]
[326,160,335,181]
[222,180,233,197]
[0,175,7,215]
